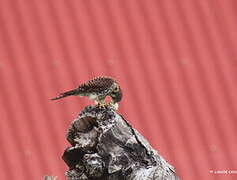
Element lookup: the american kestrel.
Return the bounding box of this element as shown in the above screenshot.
[51,76,122,109]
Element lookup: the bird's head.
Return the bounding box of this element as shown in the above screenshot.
[111,83,123,103]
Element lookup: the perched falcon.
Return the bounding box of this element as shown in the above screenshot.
[51,76,122,109]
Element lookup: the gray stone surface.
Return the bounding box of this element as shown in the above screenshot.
[63,105,180,180]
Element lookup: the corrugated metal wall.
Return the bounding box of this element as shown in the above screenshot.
[0,0,236,179]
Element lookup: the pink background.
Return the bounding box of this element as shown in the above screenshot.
[0,0,236,179]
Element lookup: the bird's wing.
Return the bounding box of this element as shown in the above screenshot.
[51,76,115,101]
[78,76,114,93]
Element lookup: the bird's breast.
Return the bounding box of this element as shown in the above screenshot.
[88,94,98,100]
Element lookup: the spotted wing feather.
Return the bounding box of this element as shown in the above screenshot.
[78,76,114,94]
[51,77,115,101]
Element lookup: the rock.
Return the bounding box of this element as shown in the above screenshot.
[62,105,180,180]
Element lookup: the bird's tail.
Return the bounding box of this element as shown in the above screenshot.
[51,89,79,100]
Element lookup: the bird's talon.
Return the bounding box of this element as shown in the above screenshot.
[97,103,107,109]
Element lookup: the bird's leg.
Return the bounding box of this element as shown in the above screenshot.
[98,103,107,109]
[96,98,107,109]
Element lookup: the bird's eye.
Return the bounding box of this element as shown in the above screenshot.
[114,86,119,92]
